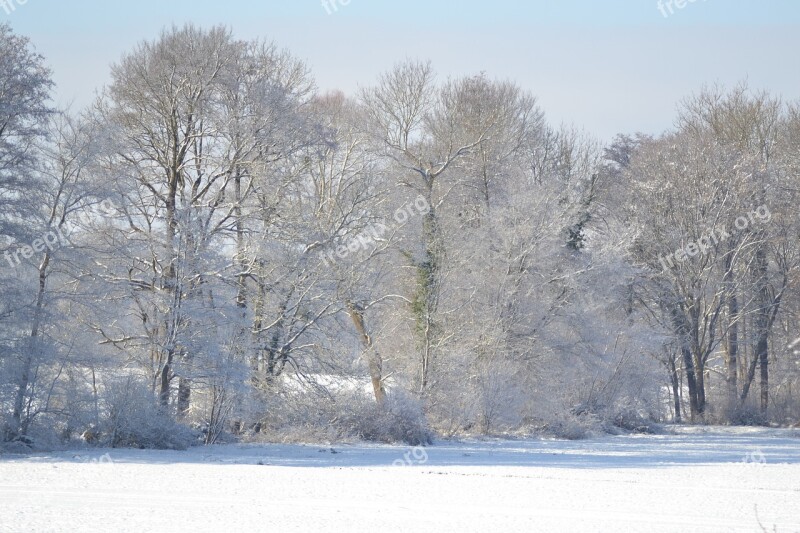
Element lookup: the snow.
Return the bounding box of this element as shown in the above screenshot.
[1,427,799,532]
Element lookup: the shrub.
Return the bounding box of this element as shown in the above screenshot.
[256,384,432,445]
[339,390,433,446]
[102,376,195,450]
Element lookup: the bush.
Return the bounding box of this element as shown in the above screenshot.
[535,412,604,440]
[0,434,35,453]
[338,390,433,445]
[725,404,770,426]
[102,376,196,450]
[256,384,432,446]
[609,411,658,434]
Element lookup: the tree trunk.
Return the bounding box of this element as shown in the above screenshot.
[689,302,707,418]
[693,352,706,416]
[671,305,700,422]
[9,251,51,439]
[346,301,386,405]
[159,152,181,409]
[758,336,769,413]
[723,249,739,417]
[234,173,247,310]
[752,247,770,413]
[177,375,191,416]
[415,183,440,393]
[682,346,700,422]
[159,348,174,407]
[667,354,681,423]
[740,349,759,405]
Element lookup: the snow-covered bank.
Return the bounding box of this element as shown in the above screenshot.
[1,428,798,532]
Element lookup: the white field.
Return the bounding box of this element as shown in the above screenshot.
[1,427,798,532]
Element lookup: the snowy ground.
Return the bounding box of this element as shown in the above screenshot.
[1,427,799,532]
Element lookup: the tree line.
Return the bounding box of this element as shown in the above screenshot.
[1,24,798,449]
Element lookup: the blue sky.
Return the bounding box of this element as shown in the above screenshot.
[3,0,800,141]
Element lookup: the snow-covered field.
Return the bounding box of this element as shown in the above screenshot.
[1,427,798,532]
